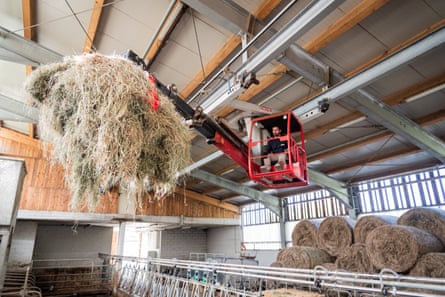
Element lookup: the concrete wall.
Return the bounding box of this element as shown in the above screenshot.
[33,224,113,261]
[160,228,207,260]
[8,221,38,268]
[207,226,241,258]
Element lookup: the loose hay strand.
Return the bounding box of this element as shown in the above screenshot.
[25,53,191,210]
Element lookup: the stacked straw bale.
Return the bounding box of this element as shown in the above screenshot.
[353,215,397,243]
[317,216,355,257]
[409,252,445,278]
[25,54,191,209]
[275,210,445,279]
[335,243,376,273]
[397,207,445,246]
[291,219,322,247]
[276,246,332,269]
[365,225,444,272]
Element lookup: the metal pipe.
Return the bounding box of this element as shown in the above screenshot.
[142,0,179,60]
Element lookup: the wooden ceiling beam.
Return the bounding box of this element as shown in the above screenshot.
[22,0,36,138]
[83,0,105,53]
[174,187,240,213]
[347,18,445,77]
[303,0,390,54]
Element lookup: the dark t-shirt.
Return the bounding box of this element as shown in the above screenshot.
[266,138,287,154]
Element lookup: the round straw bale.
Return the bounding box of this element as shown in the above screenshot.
[354,215,397,244]
[397,207,445,246]
[366,225,444,272]
[335,243,377,273]
[317,216,355,256]
[319,262,337,271]
[25,54,191,209]
[270,261,284,268]
[409,252,445,278]
[277,246,332,269]
[291,219,322,247]
[262,288,324,297]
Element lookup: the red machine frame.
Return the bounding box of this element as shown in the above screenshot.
[247,111,308,188]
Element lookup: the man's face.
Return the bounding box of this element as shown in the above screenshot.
[272,126,281,136]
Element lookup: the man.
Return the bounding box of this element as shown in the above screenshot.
[264,126,288,172]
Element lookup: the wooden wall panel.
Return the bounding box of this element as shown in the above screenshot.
[137,194,239,219]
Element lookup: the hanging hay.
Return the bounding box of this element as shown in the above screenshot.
[25,53,191,209]
[365,225,444,272]
[353,215,397,243]
[276,246,332,269]
[409,252,445,278]
[397,207,445,246]
[335,243,377,273]
[291,219,322,247]
[317,216,355,256]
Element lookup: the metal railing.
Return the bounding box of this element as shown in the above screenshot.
[0,265,42,297]
[31,257,112,296]
[102,254,445,297]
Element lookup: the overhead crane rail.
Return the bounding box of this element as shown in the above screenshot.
[102,254,445,297]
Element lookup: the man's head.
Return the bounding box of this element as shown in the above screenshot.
[272,126,281,137]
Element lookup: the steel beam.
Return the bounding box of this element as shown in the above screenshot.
[293,27,445,117]
[0,93,39,122]
[293,27,445,163]
[181,0,248,34]
[190,169,281,216]
[0,48,39,66]
[17,209,240,226]
[0,25,63,65]
[199,0,344,113]
[279,44,330,87]
[307,168,351,208]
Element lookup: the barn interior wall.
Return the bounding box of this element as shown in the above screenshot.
[33,224,113,260]
[7,220,38,268]
[160,228,207,260]
[207,226,241,258]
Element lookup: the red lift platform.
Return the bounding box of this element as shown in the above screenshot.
[247,111,308,188]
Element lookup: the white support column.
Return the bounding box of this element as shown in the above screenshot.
[0,157,26,288]
[116,222,127,256]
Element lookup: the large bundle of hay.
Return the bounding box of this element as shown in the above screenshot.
[276,246,332,269]
[366,225,444,272]
[25,54,191,209]
[335,243,376,273]
[317,216,355,256]
[353,215,397,243]
[397,207,445,246]
[291,219,322,247]
[409,252,445,278]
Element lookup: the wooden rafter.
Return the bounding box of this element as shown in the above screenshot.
[22,0,36,138]
[174,187,240,213]
[83,0,106,53]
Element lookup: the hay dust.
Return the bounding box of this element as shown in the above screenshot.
[25,53,191,210]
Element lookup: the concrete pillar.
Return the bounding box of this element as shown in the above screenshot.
[116,222,126,256]
[0,157,26,288]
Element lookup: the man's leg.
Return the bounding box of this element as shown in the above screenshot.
[264,156,272,172]
[278,153,286,170]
